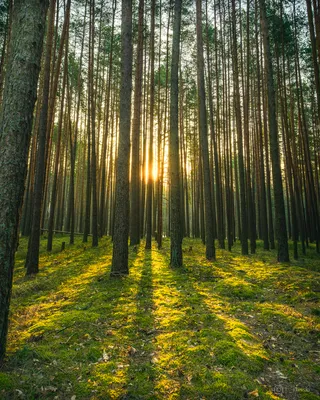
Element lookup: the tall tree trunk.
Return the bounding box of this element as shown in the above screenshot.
[205,0,224,249]
[130,0,144,246]
[0,0,11,102]
[111,0,132,275]
[90,0,98,247]
[244,0,256,254]
[145,0,156,250]
[99,0,116,237]
[47,20,69,252]
[26,0,71,274]
[260,0,289,261]
[231,0,248,255]
[169,0,183,267]
[0,0,48,362]
[67,0,88,244]
[255,0,269,250]
[196,0,215,260]
[306,0,320,119]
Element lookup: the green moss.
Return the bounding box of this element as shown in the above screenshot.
[213,340,264,373]
[0,373,13,390]
[311,308,320,317]
[215,279,261,300]
[298,391,320,400]
[1,236,319,399]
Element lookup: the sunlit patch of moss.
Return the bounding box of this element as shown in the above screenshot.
[1,236,319,399]
[255,302,318,336]
[213,340,263,372]
[179,370,275,400]
[191,285,269,366]
[215,278,262,300]
[226,327,267,360]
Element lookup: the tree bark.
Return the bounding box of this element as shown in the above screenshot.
[260,0,289,261]
[145,0,156,250]
[0,0,48,362]
[196,0,215,260]
[111,0,132,276]
[130,0,144,246]
[169,0,183,267]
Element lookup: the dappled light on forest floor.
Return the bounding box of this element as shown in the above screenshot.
[0,236,319,399]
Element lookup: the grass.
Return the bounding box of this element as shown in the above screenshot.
[0,235,319,399]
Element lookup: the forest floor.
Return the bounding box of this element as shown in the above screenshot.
[0,236,319,400]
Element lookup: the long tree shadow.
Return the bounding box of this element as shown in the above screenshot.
[72,245,157,399]
[2,237,319,399]
[2,236,140,399]
[12,236,113,303]
[156,239,319,399]
[116,248,158,399]
[7,237,115,352]
[152,242,294,399]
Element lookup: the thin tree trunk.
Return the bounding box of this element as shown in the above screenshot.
[111,0,132,275]
[169,0,183,267]
[260,0,289,261]
[231,0,248,255]
[145,0,156,250]
[130,0,144,246]
[196,0,215,260]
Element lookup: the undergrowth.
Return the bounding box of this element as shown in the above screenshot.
[0,236,319,399]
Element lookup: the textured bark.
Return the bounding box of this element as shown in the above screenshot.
[0,0,11,102]
[0,0,48,361]
[255,0,269,250]
[67,0,88,244]
[157,5,171,248]
[293,0,320,252]
[83,113,91,243]
[156,3,164,248]
[244,0,256,254]
[314,0,320,69]
[89,0,98,248]
[260,0,289,262]
[99,0,116,237]
[145,0,155,250]
[205,0,224,250]
[306,0,320,119]
[47,24,69,252]
[231,0,248,255]
[26,0,70,274]
[130,0,144,246]
[111,0,132,276]
[169,0,183,267]
[140,46,149,240]
[25,0,55,269]
[196,0,215,260]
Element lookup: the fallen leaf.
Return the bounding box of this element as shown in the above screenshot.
[248,389,259,397]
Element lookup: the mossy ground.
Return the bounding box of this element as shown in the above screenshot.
[0,236,319,399]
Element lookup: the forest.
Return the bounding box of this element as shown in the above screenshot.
[0,0,319,398]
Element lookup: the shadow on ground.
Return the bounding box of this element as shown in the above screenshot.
[0,237,319,399]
